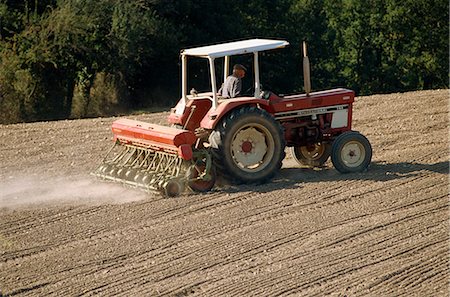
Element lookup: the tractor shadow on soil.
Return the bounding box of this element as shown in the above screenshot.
[218,161,449,194]
[280,160,449,183]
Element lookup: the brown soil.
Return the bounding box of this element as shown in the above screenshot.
[0,89,448,296]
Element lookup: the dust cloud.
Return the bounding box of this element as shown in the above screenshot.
[0,175,149,209]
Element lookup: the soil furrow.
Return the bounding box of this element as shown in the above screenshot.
[0,89,448,296]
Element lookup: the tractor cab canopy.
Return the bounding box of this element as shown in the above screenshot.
[179,38,289,111]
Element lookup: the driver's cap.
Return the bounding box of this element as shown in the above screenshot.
[233,64,247,72]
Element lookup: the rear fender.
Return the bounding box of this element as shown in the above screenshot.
[200,98,273,129]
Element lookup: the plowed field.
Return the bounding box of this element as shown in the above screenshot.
[1,89,448,296]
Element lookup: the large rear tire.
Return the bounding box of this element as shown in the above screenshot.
[209,106,285,184]
[331,131,372,173]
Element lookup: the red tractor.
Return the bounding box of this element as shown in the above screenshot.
[93,39,372,196]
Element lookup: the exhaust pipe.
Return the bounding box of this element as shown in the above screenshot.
[303,41,311,96]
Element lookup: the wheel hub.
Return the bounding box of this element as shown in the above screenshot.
[301,143,325,160]
[231,127,268,168]
[241,141,253,153]
[341,141,365,167]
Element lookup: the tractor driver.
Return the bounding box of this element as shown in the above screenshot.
[219,64,247,98]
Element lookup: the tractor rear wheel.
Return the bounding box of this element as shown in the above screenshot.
[331,131,372,173]
[209,106,285,184]
[291,142,331,168]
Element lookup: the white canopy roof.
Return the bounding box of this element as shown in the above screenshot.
[181,38,289,58]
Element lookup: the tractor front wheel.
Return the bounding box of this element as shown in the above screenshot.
[331,131,372,173]
[209,106,285,184]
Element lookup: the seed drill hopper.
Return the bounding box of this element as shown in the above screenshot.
[92,118,214,197]
[93,39,372,197]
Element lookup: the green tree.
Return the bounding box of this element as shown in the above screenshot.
[109,0,180,108]
[382,0,448,90]
[324,0,448,94]
[0,0,447,124]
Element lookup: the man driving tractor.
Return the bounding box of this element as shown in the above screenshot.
[219,64,247,98]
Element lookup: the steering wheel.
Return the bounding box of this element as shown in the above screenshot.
[260,90,272,100]
[243,85,271,99]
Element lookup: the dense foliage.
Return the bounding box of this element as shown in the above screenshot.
[0,0,447,123]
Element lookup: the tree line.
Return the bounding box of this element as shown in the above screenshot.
[0,0,447,124]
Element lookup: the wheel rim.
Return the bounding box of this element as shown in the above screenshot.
[230,124,275,173]
[340,141,365,168]
[299,143,325,160]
